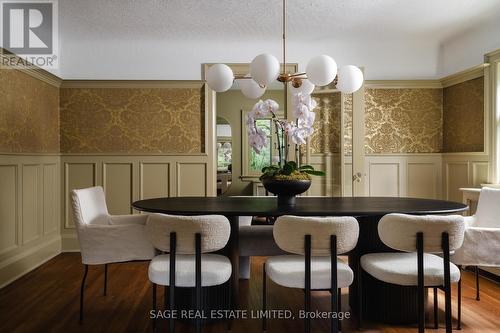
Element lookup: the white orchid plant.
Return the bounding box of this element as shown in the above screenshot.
[246,92,325,180]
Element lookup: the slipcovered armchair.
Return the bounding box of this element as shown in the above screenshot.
[452,187,500,326]
[71,186,155,324]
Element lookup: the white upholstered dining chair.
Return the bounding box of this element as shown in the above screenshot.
[146,213,232,333]
[263,215,359,333]
[71,186,155,324]
[451,187,500,329]
[359,214,465,333]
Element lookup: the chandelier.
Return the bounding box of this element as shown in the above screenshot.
[205,0,364,97]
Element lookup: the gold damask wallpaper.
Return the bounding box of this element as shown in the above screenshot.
[310,92,342,153]
[310,89,443,155]
[0,69,59,153]
[443,77,484,152]
[364,88,443,153]
[60,87,204,154]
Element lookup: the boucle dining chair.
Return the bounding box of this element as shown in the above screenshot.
[359,213,465,333]
[71,186,155,324]
[263,215,359,333]
[451,187,500,329]
[146,213,232,333]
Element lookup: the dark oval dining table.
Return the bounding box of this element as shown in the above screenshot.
[132,196,467,324]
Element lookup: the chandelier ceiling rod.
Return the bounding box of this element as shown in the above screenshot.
[282,0,287,74]
[205,1,364,95]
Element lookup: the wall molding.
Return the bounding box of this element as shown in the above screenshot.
[440,64,488,88]
[0,48,62,88]
[0,235,61,288]
[365,80,442,89]
[60,153,208,157]
[484,48,500,62]
[60,80,203,89]
[61,234,79,252]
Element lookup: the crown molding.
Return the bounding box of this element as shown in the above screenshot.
[364,80,442,89]
[60,80,203,89]
[485,48,500,62]
[440,64,488,88]
[0,48,62,87]
[18,67,62,87]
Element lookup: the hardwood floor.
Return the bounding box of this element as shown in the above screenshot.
[0,253,498,333]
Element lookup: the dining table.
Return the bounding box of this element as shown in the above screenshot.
[132,196,467,324]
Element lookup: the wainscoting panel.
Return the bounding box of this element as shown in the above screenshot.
[364,154,442,198]
[446,162,469,202]
[64,163,96,228]
[140,163,170,199]
[472,162,489,186]
[177,163,206,196]
[61,155,209,251]
[0,154,61,288]
[43,164,59,235]
[103,163,133,215]
[22,164,41,245]
[344,162,353,197]
[369,163,400,197]
[308,154,443,198]
[308,154,342,197]
[443,154,491,202]
[407,163,438,199]
[0,165,17,255]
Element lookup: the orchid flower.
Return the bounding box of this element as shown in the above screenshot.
[248,92,318,164]
[248,127,268,154]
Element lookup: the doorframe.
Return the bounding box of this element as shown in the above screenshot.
[351,80,366,196]
[485,49,500,183]
[203,63,298,195]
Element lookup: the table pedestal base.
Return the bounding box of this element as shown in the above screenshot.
[348,215,426,324]
[357,270,426,324]
[171,282,230,324]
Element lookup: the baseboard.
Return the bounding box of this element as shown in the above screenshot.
[0,236,62,288]
[61,233,80,252]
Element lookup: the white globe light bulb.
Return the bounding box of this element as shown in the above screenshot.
[306,55,337,86]
[206,64,234,92]
[239,78,266,99]
[336,65,364,94]
[290,79,315,95]
[250,53,280,86]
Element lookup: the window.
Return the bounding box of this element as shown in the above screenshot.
[249,119,272,173]
[241,110,283,177]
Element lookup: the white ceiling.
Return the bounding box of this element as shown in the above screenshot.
[56,0,500,79]
[61,0,500,42]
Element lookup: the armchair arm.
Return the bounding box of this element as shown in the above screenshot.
[110,214,148,225]
[463,216,476,227]
[78,223,154,265]
[451,226,500,267]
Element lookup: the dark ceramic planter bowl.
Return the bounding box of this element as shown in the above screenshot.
[261,178,311,206]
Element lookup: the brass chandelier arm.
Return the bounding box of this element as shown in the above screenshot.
[289,72,306,77]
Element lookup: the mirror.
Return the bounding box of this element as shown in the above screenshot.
[217,117,232,195]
